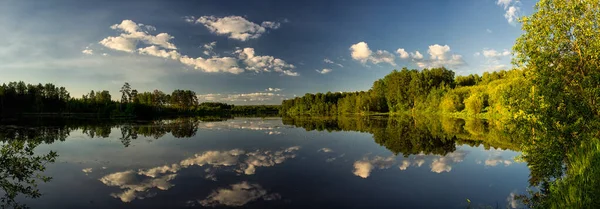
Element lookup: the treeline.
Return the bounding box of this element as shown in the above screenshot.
[280,67,530,117]
[0,81,279,119]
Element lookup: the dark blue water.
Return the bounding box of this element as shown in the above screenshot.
[13,117,528,209]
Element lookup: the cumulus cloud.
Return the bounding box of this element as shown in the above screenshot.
[353,155,396,178]
[411,51,424,60]
[194,182,280,207]
[99,170,177,202]
[194,16,280,41]
[138,45,181,60]
[410,44,465,69]
[235,48,298,76]
[100,20,176,52]
[350,42,396,66]
[316,68,332,74]
[504,6,520,24]
[97,20,297,76]
[396,48,409,59]
[485,156,513,167]
[82,48,93,55]
[179,55,244,74]
[496,0,521,24]
[430,150,468,173]
[398,160,411,170]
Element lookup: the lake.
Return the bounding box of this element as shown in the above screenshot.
[1,116,530,209]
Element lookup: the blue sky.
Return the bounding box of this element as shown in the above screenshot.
[0,0,535,104]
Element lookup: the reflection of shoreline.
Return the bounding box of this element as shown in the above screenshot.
[98,146,300,203]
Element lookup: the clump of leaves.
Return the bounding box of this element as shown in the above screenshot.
[0,141,57,209]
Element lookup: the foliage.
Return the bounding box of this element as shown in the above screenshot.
[0,140,57,209]
[281,67,530,119]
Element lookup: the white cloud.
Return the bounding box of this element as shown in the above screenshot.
[197,182,280,207]
[97,20,297,76]
[82,168,93,174]
[316,68,332,74]
[82,48,93,55]
[478,48,512,72]
[324,58,344,68]
[260,21,281,29]
[484,155,513,167]
[411,51,424,60]
[350,42,372,62]
[482,49,511,59]
[350,42,396,66]
[398,160,411,170]
[371,50,396,66]
[318,148,334,153]
[138,46,181,60]
[99,170,177,202]
[265,87,282,92]
[352,155,396,178]
[430,150,468,173]
[486,29,493,33]
[183,16,196,23]
[496,0,520,24]
[235,48,298,76]
[505,6,520,23]
[99,36,137,52]
[203,41,217,56]
[101,146,299,202]
[100,20,176,53]
[396,48,409,59]
[507,192,519,208]
[412,44,465,69]
[496,0,513,9]
[267,131,282,135]
[179,55,244,74]
[195,16,279,41]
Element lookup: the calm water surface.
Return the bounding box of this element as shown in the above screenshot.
[4,117,529,209]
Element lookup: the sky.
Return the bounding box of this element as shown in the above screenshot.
[0,0,535,104]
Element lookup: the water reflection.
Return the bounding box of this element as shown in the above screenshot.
[0,127,58,209]
[188,181,281,207]
[99,146,299,203]
[1,115,595,208]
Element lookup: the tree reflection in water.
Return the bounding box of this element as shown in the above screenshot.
[0,115,598,208]
[0,127,58,209]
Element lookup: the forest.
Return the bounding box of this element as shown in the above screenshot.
[280,67,529,118]
[0,82,279,119]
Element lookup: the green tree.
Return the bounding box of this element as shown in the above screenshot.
[513,0,600,127]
